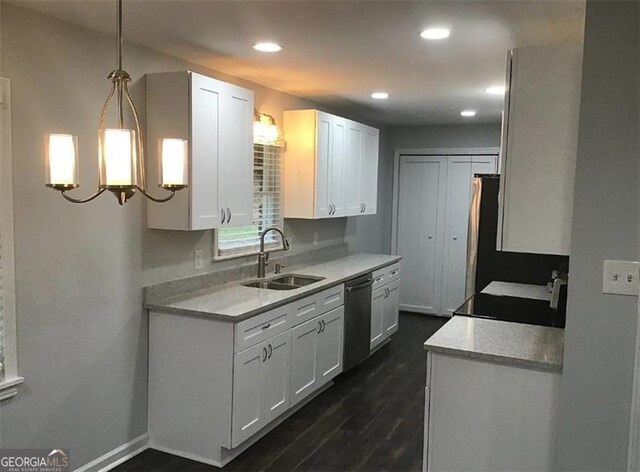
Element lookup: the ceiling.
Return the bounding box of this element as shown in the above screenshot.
[18,0,586,125]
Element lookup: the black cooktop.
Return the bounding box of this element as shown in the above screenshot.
[453,293,565,328]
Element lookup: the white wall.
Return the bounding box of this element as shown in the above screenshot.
[0,5,387,468]
[555,1,639,470]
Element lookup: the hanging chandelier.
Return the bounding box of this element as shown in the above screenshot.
[44,0,187,205]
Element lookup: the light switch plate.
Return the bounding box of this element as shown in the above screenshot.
[603,260,640,296]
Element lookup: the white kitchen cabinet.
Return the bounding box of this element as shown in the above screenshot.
[370,264,401,349]
[498,45,583,255]
[370,286,385,349]
[317,307,344,382]
[361,126,379,215]
[232,330,291,448]
[291,307,344,406]
[146,71,254,230]
[396,154,497,316]
[290,316,320,405]
[283,109,379,219]
[382,280,400,336]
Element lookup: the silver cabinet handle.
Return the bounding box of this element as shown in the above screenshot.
[261,323,271,330]
[262,347,267,362]
[321,320,326,333]
[227,208,232,223]
[363,203,366,213]
[221,208,226,224]
[318,320,322,333]
[268,344,273,359]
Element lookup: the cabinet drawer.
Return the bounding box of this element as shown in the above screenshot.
[234,306,289,353]
[387,263,401,283]
[316,284,344,315]
[290,285,344,328]
[372,268,386,290]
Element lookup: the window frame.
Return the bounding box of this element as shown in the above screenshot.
[213,142,284,261]
[0,78,23,400]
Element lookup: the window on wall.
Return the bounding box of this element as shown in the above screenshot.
[215,143,283,258]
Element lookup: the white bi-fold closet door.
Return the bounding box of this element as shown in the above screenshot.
[395,153,498,316]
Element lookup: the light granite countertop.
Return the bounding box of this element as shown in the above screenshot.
[481,281,552,301]
[145,253,401,322]
[424,316,564,373]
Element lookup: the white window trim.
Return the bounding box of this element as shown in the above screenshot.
[0,78,23,401]
[213,143,284,261]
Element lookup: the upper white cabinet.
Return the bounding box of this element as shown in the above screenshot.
[283,109,379,219]
[498,46,583,255]
[146,71,254,230]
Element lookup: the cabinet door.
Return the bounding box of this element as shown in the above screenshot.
[290,317,320,406]
[317,307,344,384]
[218,84,254,226]
[383,280,400,337]
[260,330,291,425]
[314,112,332,218]
[329,116,347,217]
[232,342,265,447]
[361,126,379,215]
[396,156,447,314]
[190,73,221,230]
[442,156,497,315]
[370,286,385,349]
[498,46,582,255]
[345,121,364,216]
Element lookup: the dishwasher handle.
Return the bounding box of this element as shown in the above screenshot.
[346,278,374,292]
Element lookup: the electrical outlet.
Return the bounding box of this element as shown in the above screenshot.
[194,249,204,270]
[313,232,319,246]
[603,260,639,296]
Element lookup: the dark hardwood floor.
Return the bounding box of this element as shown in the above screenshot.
[114,313,447,472]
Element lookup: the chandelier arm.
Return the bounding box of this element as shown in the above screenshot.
[135,185,176,203]
[124,82,146,189]
[60,188,107,204]
[99,81,117,130]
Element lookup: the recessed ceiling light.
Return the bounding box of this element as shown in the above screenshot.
[420,28,451,40]
[485,85,506,95]
[461,110,477,117]
[253,42,282,53]
[371,92,389,100]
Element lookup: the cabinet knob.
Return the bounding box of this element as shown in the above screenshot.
[428,235,433,240]
[453,236,458,241]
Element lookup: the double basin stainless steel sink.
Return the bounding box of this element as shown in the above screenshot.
[242,274,325,291]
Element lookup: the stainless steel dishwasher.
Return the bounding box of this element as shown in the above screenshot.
[343,273,374,372]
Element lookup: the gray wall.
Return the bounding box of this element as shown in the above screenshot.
[381,123,502,251]
[555,1,639,470]
[0,5,388,468]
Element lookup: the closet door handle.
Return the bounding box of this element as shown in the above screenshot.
[221,209,226,224]
[227,209,232,223]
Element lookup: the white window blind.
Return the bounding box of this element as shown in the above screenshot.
[216,143,283,258]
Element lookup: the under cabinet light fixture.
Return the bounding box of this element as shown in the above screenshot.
[44,0,188,205]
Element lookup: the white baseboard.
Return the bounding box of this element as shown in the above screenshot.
[74,433,149,472]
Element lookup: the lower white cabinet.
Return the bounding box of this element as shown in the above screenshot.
[291,306,344,406]
[370,286,385,349]
[232,330,291,447]
[371,264,401,350]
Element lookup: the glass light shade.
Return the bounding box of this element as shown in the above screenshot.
[45,134,79,188]
[253,116,279,145]
[159,139,188,187]
[99,128,138,188]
